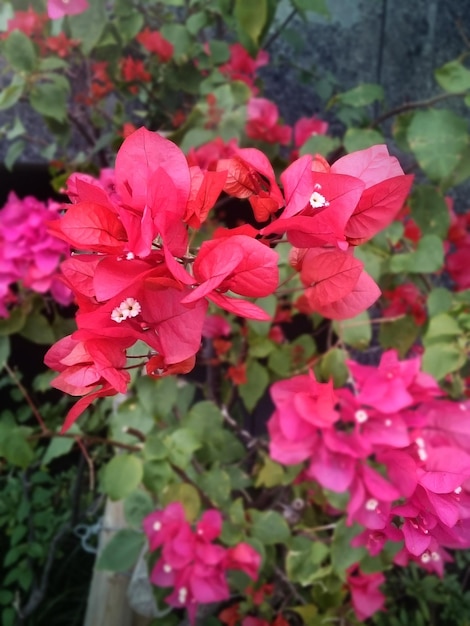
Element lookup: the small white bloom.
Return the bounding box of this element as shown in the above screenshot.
[119,297,142,319]
[421,552,431,564]
[163,564,172,573]
[355,409,368,424]
[126,252,135,260]
[111,307,126,323]
[415,437,425,448]
[454,486,462,495]
[384,419,392,427]
[153,521,162,531]
[365,498,379,511]
[309,190,329,209]
[431,552,440,561]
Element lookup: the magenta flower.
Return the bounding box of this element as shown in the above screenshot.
[47,0,89,20]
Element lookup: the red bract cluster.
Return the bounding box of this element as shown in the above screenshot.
[446,201,470,291]
[44,128,412,431]
[0,192,72,317]
[268,350,470,619]
[143,503,261,625]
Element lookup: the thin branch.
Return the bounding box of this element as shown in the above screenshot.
[221,405,267,450]
[264,9,298,50]
[370,91,467,128]
[4,363,48,433]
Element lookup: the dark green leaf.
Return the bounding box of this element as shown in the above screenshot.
[42,436,75,465]
[20,311,55,344]
[250,510,291,545]
[68,0,106,54]
[427,287,453,316]
[409,185,450,238]
[299,134,340,157]
[4,140,25,171]
[124,490,154,528]
[422,343,466,380]
[331,520,366,576]
[198,468,231,507]
[238,360,269,411]
[30,83,68,123]
[96,529,145,571]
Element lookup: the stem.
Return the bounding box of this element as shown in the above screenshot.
[370,91,467,128]
[264,9,298,50]
[221,405,267,450]
[5,363,48,433]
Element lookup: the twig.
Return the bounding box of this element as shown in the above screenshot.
[369,92,467,128]
[221,405,267,450]
[265,9,298,50]
[274,565,306,605]
[4,363,48,433]
[75,437,95,492]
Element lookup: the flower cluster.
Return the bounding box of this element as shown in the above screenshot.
[0,192,72,317]
[143,502,261,624]
[268,349,470,618]
[43,128,412,431]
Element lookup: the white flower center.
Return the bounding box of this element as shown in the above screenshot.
[454,486,462,495]
[111,297,142,322]
[431,551,440,561]
[421,552,431,563]
[365,498,379,511]
[355,409,368,424]
[309,190,329,209]
[153,521,162,531]
[163,564,172,573]
[384,419,392,427]
[178,587,188,603]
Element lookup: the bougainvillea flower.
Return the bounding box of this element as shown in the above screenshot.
[246,98,292,145]
[296,248,381,320]
[293,116,329,148]
[184,166,228,228]
[217,149,284,222]
[47,0,89,19]
[347,568,386,621]
[136,27,174,62]
[219,43,269,90]
[143,504,260,625]
[181,235,278,319]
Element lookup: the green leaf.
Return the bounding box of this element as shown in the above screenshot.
[333,311,371,350]
[124,490,154,528]
[209,40,230,64]
[0,427,34,469]
[424,313,461,342]
[234,0,268,45]
[299,134,340,157]
[68,0,106,54]
[4,140,25,171]
[319,348,348,387]
[427,287,452,316]
[238,360,269,411]
[198,467,231,507]
[41,436,75,466]
[250,510,291,545]
[255,455,285,488]
[0,336,10,369]
[409,185,450,238]
[407,109,468,181]
[248,295,277,336]
[3,30,37,72]
[20,311,55,344]
[30,82,68,123]
[136,376,177,420]
[180,127,217,153]
[331,520,366,576]
[334,83,384,107]
[38,57,68,71]
[435,59,470,93]
[161,23,191,58]
[102,455,143,501]
[163,483,201,521]
[389,234,444,274]
[96,529,145,571]
[286,536,329,585]
[165,428,201,469]
[0,77,25,111]
[379,315,420,358]
[291,0,329,17]
[422,343,466,380]
[344,128,384,152]
[186,12,208,35]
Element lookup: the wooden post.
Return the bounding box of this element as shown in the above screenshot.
[83,499,153,626]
